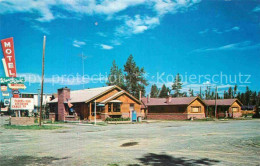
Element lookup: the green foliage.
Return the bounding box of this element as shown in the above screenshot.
[3,124,64,130]
[106,60,126,89]
[124,55,148,98]
[159,84,170,98]
[172,73,183,97]
[105,117,130,121]
[150,84,160,98]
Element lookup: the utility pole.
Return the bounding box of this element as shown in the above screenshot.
[94,100,96,126]
[79,52,87,89]
[39,36,46,127]
[214,86,218,119]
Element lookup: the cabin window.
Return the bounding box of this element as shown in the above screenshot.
[108,104,112,112]
[232,107,238,112]
[191,106,200,113]
[113,103,121,112]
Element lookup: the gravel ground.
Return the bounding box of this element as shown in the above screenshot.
[0,117,259,166]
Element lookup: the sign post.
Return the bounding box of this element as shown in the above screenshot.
[39,36,46,127]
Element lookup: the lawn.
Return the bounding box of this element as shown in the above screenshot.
[3,124,64,130]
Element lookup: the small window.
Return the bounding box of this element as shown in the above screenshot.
[113,103,121,112]
[191,107,200,113]
[232,107,238,112]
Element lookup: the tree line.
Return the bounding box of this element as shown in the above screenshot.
[107,55,260,107]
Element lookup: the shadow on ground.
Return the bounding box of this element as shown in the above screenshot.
[128,153,220,166]
[0,155,69,166]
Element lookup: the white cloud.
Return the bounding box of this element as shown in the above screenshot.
[199,26,240,35]
[73,40,86,48]
[31,24,50,35]
[116,15,160,36]
[252,5,260,12]
[96,32,107,37]
[192,41,260,52]
[100,44,113,50]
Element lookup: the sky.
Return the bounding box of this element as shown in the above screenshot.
[0,0,259,96]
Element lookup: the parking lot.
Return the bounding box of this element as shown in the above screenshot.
[0,117,259,166]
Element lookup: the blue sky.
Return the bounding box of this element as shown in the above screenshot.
[0,0,259,96]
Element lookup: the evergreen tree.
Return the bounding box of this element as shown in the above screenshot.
[150,84,159,98]
[124,55,148,98]
[106,60,126,89]
[233,84,238,98]
[159,84,170,98]
[188,88,194,97]
[228,87,233,98]
[172,73,183,97]
[245,86,251,105]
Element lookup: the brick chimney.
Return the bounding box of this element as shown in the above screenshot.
[147,94,150,103]
[166,92,172,104]
[57,87,70,121]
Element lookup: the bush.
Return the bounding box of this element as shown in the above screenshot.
[105,117,130,121]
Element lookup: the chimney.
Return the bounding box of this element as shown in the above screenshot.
[147,94,150,103]
[166,92,172,104]
[57,87,70,121]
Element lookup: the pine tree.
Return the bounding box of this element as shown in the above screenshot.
[159,84,170,98]
[172,73,183,97]
[150,84,159,98]
[188,88,194,97]
[106,60,126,89]
[233,85,238,98]
[228,87,233,98]
[124,55,148,98]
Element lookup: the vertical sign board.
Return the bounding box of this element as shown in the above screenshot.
[1,37,17,77]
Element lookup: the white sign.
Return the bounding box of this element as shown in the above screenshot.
[11,98,34,110]
[4,99,10,106]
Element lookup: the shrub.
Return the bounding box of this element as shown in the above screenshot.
[105,117,130,121]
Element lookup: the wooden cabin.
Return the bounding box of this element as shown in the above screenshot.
[204,99,242,118]
[48,86,143,121]
[141,96,206,120]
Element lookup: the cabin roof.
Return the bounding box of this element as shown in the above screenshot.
[48,85,141,104]
[141,97,201,106]
[203,99,242,106]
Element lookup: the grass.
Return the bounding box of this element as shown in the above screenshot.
[107,164,119,166]
[3,124,64,130]
[90,122,107,126]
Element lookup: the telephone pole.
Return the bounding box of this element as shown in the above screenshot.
[39,36,46,126]
[79,52,87,89]
[214,86,218,119]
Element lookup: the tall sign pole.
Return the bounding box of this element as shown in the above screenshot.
[39,36,46,126]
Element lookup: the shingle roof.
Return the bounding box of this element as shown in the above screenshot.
[48,86,115,103]
[141,97,198,106]
[203,99,240,106]
[100,91,124,104]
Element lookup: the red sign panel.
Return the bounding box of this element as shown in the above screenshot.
[1,37,17,77]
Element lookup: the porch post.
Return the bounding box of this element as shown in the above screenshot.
[89,103,92,121]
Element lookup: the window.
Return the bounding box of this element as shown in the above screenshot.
[232,107,238,112]
[191,106,200,113]
[108,104,112,112]
[113,103,121,112]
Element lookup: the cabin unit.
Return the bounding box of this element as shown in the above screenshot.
[141,96,206,120]
[48,86,143,121]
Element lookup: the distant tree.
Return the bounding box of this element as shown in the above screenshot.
[182,92,187,97]
[172,73,183,97]
[233,85,238,98]
[188,88,194,97]
[245,86,251,105]
[106,60,126,89]
[228,87,233,98]
[150,84,160,98]
[124,55,148,98]
[159,84,170,98]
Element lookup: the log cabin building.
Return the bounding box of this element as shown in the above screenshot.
[141,96,207,120]
[48,86,143,121]
[204,99,243,118]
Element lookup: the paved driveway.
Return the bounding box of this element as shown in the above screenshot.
[0,117,259,166]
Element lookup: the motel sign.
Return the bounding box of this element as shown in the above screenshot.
[1,37,17,77]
